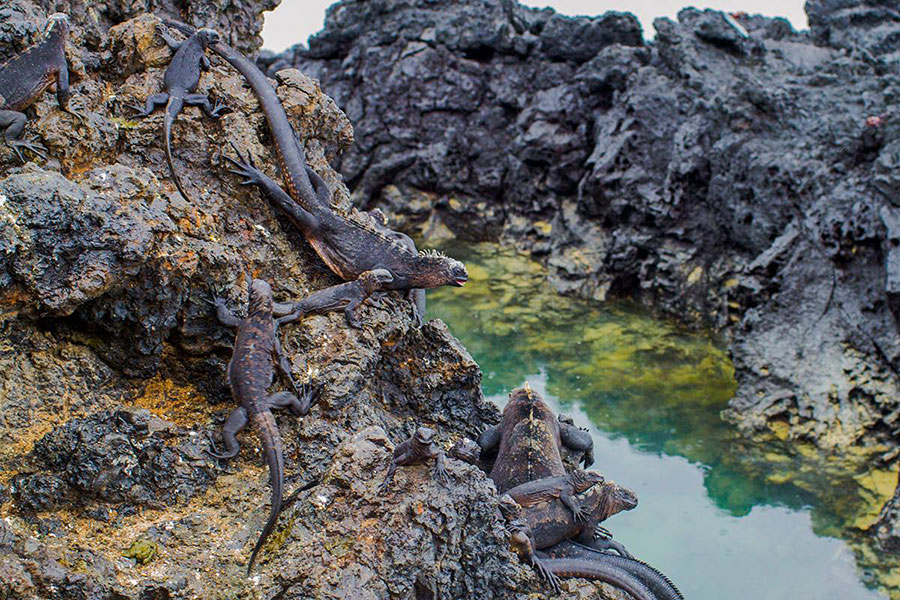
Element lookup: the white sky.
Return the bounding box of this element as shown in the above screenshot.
[262,0,809,53]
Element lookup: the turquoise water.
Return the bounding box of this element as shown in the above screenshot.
[428,242,895,600]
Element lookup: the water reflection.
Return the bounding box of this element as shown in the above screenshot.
[428,242,895,600]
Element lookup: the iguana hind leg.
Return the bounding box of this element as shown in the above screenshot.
[184,93,227,118]
[129,92,169,117]
[1,110,46,162]
[208,405,248,458]
[224,143,319,234]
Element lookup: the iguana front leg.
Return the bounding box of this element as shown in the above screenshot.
[559,490,588,523]
[431,449,450,485]
[408,288,425,326]
[211,294,242,328]
[159,27,183,52]
[273,335,307,400]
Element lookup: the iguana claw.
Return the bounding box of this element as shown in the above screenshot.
[9,137,47,162]
[224,142,266,187]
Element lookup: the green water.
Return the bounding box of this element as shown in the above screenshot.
[428,242,897,600]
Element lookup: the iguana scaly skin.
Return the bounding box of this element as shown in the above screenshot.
[478,385,594,493]
[130,25,226,202]
[0,13,78,162]
[378,427,449,494]
[498,494,657,599]
[276,268,393,329]
[163,20,468,323]
[207,279,317,574]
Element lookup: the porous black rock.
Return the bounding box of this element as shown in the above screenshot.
[287,0,900,454]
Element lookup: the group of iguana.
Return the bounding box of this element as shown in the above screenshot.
[2,13,683,598]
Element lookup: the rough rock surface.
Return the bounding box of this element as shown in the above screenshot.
[0,2,625,598]
[281,0,900,454]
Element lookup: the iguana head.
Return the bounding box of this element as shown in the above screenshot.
[596,480,638,519]
[247,278,274,314]
[413,426,436,446]
[572,469,605,493]
[417,250,468,288]
[197,28,221,48]
[44,13,70,37]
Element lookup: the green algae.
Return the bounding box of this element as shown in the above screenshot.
[122,539,158,565]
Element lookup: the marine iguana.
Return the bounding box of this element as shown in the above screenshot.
[478,384,594,493]
[0,13,80,162]
[507,476,637,559]
[276,268,394,329]
[378,426,449,494]
[498,494,657,599]
[505,469,605,524]
[163,21,468,323]
[130,25,226,202]
[207,278,318,574]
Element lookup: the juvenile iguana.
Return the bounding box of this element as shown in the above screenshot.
[207,278,318,574]
[498,494,657,599]
[478,384,594,493]
[378,426,449,494]
[163,21,468,323]
[130,25,226,202]
[505,469,605,524]
[0,13,80,162]
[276,268,394,329]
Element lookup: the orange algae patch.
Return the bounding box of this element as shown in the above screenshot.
[132,373,213,426]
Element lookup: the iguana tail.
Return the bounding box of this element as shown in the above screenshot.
[547,540,684,599]
[541,556,657,599]
[164,94,192,202]
[247,410,284,574]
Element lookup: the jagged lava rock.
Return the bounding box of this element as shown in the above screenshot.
[0,3,551,598]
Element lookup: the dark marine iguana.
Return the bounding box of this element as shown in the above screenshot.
[478,384,594,493]
[0,13,81,162]
[163,21,468,323]
[498,494,657,599]
[276,268,394,329]
[130,25,226,202]
[378,426,449,494]
[207,278,318,574]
